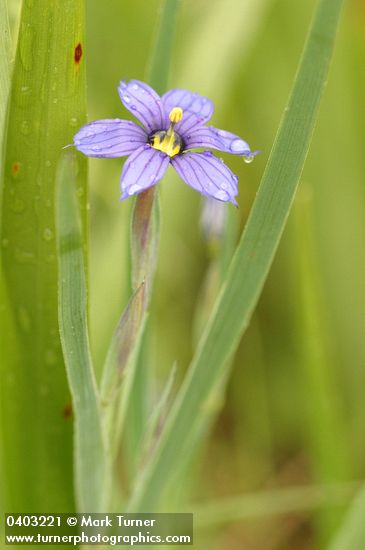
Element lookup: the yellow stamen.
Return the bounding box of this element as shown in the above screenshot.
[149,107,184,157]
[169,107,183,124]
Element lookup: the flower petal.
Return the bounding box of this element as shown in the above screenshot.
[73,119,147,158]
[118,80,166,133]
[184,126,251,156]
[120,145,170,200]
[162,89,214,136]
[171,151,238,205]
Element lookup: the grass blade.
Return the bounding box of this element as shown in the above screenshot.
[0,0,87,510]
[128,0,345,511]
[147,0,180,94]
[56,151,108,512]
[195,482,359,529]
[329,485,365,550]
[0,0,11,158]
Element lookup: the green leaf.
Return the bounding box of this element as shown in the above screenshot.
[56,151,108,512]
[146,0,180,94]
[0,0,11,158]
[329,485,365,550]
[0,0,87,510]
[100,281,147,459]
[127,0,345,511]
[195,482,359,529]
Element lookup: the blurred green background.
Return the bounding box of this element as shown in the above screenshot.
[5,0,365,548]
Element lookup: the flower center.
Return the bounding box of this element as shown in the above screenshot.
[149,107,184,157]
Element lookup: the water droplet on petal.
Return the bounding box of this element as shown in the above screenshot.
[215,190,229,201]
[221,183,228,190]
[129,162,135,169]
[92,146,101,152]
[243,155,254,164]
[218,129,227,137]
[123,94,131,103]
[128,184,142,195]
[132,84,139,90]
[130,105,137,111]
[230,139,247,153]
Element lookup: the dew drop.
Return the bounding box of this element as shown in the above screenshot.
[46,254,55,264]
[45,160,51,167]
[243,155,254,164]
[92,145,101,151]
[128,184,142,195]
[123,95,131,103]
[18,306,32,332]
[19,23,34,71]
[215,190,228,201]
[132,84,139,90]
[69,117,78,127]
[53,98,58,104]
[230,139,247,153]
[221,182,228,190]
[130,162,136,169]
[40,384,50,395]
[20,120,31,135]
[130,105,137,111]
[45,348,57,365]
[12,197,25,213]
[43,228,53,241]
[14,247,35,264]
[218,129,228,137]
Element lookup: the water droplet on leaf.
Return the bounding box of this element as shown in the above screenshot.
[18,306,32,332]
[43,228,53,241]
[20,120,31,135]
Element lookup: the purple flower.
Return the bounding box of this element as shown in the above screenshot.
[73,80,256,205]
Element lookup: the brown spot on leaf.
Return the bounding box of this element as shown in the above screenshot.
[63,402,73,420]
[11,162,21,176]
[74,43,82,64]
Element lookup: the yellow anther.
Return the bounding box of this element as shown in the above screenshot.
[169,107,183,124]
